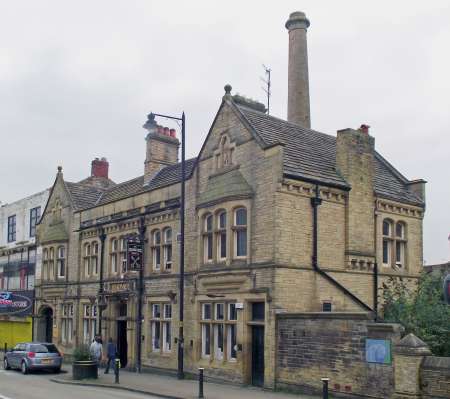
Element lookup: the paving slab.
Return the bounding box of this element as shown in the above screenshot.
[51,369,319,399]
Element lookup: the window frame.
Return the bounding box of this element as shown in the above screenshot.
[7,215,16,242]
[29,206,41,238]
[233,207,247,258]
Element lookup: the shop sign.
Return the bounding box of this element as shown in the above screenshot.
[0,290,33,317]
[109,281,131,293]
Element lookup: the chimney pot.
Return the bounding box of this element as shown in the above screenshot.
[163,127,170,136]
[91,157,109,179]
[157,126,164,135]
[170,128,176,138]
[359,124,370,134]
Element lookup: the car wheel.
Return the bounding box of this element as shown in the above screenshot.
[21,361,28,375]
[3,358,10,370]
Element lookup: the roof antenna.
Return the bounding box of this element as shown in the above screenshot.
[261,64,271,114]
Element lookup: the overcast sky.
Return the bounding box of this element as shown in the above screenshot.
[0,1,449,263]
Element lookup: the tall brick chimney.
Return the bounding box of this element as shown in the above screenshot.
[143,113,180,185]
[336,125,375,267]
[285,11,311,128]
[91,157,109,179]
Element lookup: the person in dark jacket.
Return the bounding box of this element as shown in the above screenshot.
[104,337,117,374]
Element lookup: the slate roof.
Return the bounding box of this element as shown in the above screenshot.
[65,158,197,211]
[235,104,424,206]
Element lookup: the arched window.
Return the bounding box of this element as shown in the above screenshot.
[92,242,99,275]
[382,220,393,266]
[203,214,213,262]
[395,222,407,268]
[382,219,407,269]
[49,248,55,280]
[119,237,127,273]
[152,230,161,270]
[57,246,65,278]
[163,228,172,271]
[84,244,91,277]
[216,211,227,261]
[110,238,118,274]
[233,208,247,258]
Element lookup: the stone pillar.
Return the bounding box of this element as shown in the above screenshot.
[393,333,431,399]
[285,11,311,128]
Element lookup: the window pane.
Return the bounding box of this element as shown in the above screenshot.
[152,321,161,350]
[236,230,247,257]
[235,208,247,226]
[153,304,161,318]
[382,220,391,236]
[252,302,265,321]
[154,231,161,245]
[219,212,226,229]
[163,322,171,352]
[227,324,237,360]
[202,303,211,320]
[215,303,224,320]
[164,304,172,319]
[202,324,211,356]
[205,234,213,261]
[219,233,226,259]
[165,229,172,243]
[383,240,390,264]
[228,303,237,321]
[205,215,213,231]
[396,223,404,238]
[214,324,224,360]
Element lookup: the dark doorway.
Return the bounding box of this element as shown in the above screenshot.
[40,307,53,343]
[251,325,265,387]
[117,320,128,368]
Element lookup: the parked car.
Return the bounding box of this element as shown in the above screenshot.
[3,342,63,374]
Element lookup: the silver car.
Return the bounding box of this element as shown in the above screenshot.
[3,342,63,374]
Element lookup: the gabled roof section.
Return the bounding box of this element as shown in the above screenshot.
[198,167,253,207]
[232,103,424,206]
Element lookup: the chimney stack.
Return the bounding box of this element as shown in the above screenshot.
[91,157,109,179]
[143,113,180,185]
[285,11,311,128]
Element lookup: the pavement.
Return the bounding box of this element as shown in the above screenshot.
[50,368,320,399]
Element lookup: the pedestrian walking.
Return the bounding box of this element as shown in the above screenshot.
[90,335,103,365]
[104,337,117,374]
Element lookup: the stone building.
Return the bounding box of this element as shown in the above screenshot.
[34,11,425,388]
[0,188,50,347]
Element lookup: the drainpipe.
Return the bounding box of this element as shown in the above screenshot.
[136,217,146,373]
[310,185,374,314]
[98,228,106,335]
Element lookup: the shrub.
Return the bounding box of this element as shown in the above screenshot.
[72,344,92,361]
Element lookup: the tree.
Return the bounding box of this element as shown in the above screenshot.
[381,271,450,356]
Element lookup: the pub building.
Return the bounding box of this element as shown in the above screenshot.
[34,12,425,388]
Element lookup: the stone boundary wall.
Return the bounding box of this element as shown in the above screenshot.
[421,356,450,398]
[275,312,404,398]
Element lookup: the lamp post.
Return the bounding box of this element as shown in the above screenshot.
[150,111,186,380]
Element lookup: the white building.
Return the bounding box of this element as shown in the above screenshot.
[0,189,50,290]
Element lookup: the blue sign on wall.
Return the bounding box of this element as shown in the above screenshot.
[0,291,33,317]
[366,339,391,364]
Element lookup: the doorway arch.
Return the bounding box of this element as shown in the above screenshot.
[37,306,53,343]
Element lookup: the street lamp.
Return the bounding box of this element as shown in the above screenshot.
[149,111,186,380]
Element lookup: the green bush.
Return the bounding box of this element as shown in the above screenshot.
[381,271,450,356]
[72,344,92,361]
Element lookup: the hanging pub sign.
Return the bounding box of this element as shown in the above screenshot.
[0,290,33,317]
[444,274,450,305]
[127,236,143,271]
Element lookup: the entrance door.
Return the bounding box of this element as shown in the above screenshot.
[251,325,265,387]
[117,320,128,368]
[39,307,53,343]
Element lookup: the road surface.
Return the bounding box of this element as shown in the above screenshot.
[0,368,158,399]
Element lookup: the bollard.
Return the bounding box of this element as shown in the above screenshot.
[115,358,120,384]
[198,368,204,398]
[4,343,6,354]
[321,378,330,399]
